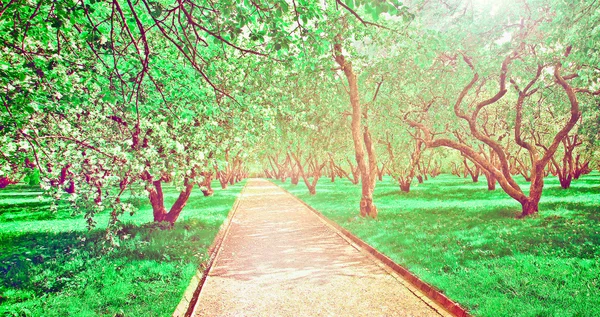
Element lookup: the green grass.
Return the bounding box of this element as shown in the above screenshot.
[276,172,600,317]
[0,180,245,317]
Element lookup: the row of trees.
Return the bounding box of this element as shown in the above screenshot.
[2,0,599,227]
[0,0,308,230]
[258,0,600,218]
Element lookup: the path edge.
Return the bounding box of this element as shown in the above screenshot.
[172,181,247,317]
[273,181,470,317]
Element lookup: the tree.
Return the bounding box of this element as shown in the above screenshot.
[403,0,599,217]
[0,0,304,229]
[333,32,380,218]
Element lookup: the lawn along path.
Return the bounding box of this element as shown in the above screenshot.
[192,179,451,317]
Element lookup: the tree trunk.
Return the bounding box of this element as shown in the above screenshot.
[520,198,539,217]
[148,179,194,225]
[335,37,377,218]
[217,170,228,189]
[463,158,481,183]
[377,162,386,181]
[430,163,441,178]
[416,175,423,183]
[552,145,574,189]
[164,182,194,224]
[329,161,336,182]
[148,180,167,222]
[573,155,591,179]
[291,152,324,196]
[264,169,273,178]
[307,181,317,195]
[399,179,411,193]
[199,172,214,196]
[350,165,360,184]
[451,162,461,177]
[291,167,300,185]
[558,174,572,189]
[0,177,19,189]
[405,57,583,219]
[362,127,378,217]
[485,172,496,190]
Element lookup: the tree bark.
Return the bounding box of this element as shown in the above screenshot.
[485,172,496,190]
[329,161,336,182]
[377,161,386,181]
[346,158,361,185]
[520,198,540,217]
[164,182,194,224]
[573,155,591,179]
[291,152,324,195]
[334,36,377,218]
[416,175,423,183]
[406,57,582,217]
[0,177,19,189]
[148,180,167,222]
[463,158,480,182]
[399,180,411,192]
[199,172,214,196]
[291,166,300,185]
[216,170,228,189]
[148,178,194,225]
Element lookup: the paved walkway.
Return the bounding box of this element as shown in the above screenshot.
[192,179,450,317]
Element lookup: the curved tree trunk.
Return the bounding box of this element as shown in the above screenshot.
[573,156,591,179]
[148,177,195,225]
[291,166,300,185]
[291,152,324,196]
[148,180,167,222]
[520,198,540,217]
[217,170,228,189]
[346,158,361,185]
[397,177,411,193]
[327,160,336,182]
[406,58,582,218]
[485,172,496,190]
[416,175,423,184]
[164,182,194,224]
[199,172,214,196]
[463,158,480,182]
[377,161,386,181]
[334,36,377,218]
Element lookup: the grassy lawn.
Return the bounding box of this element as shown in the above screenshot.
[0,180,245,317]
[276,173,600,317]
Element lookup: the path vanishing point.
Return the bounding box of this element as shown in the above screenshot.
[191,179,454,317]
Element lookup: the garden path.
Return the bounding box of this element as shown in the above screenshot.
[192,179,451,317]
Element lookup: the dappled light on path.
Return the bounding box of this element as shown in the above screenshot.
[193,179,448,316]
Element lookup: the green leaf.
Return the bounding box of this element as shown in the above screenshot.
[280,0,289,12]
[345,0,354,10]
[150,7,162,18]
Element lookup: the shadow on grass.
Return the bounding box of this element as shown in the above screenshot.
[0,185,43,194]
[0,201,53,215]
[0,180,244,316]
[0,218,216,307]
[0,230,104,302]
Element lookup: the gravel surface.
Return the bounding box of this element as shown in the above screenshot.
[192,179,450,317]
